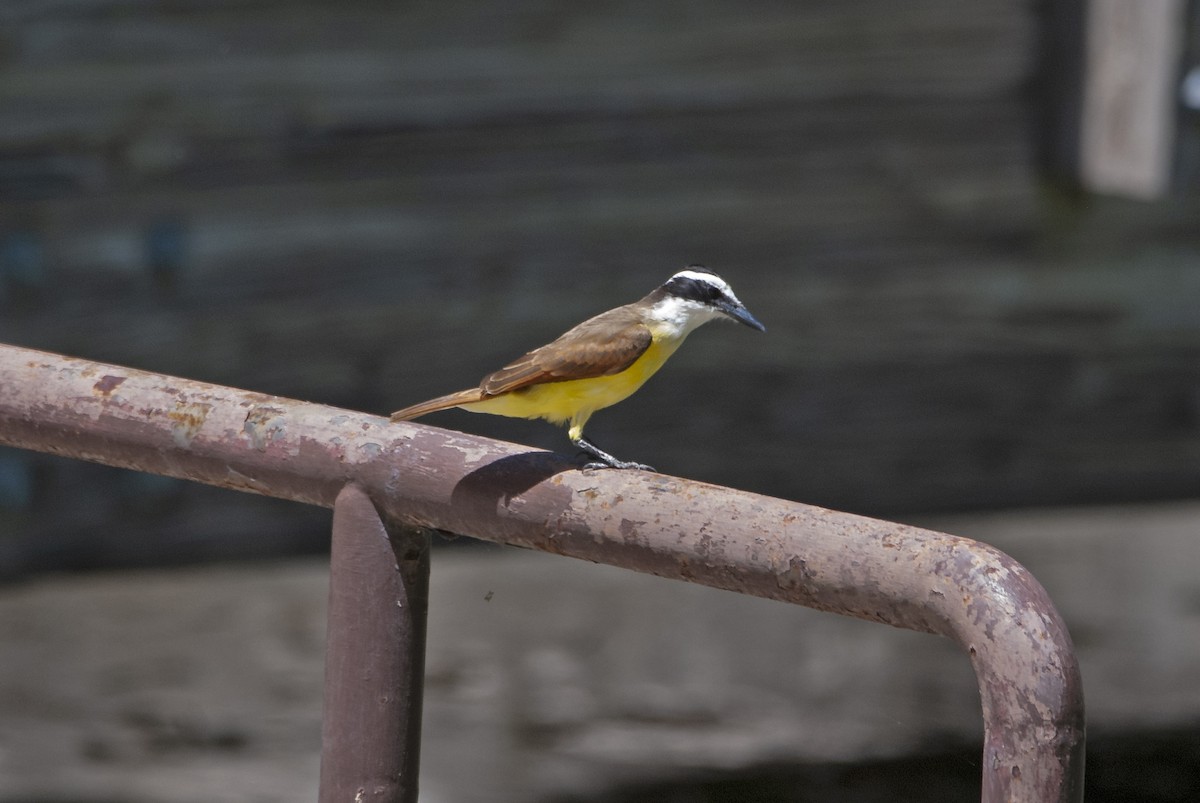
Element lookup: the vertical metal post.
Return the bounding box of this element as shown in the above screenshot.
[320,484,430,803]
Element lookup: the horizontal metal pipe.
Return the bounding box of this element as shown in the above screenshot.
[0,344,1084,801]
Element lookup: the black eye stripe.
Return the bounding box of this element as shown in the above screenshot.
[666,276,723,303]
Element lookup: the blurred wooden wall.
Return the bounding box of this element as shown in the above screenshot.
[2,0,1199,572]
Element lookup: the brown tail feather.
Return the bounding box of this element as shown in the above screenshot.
[390,388,486,421]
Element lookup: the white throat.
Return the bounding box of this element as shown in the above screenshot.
[645,295,723,340]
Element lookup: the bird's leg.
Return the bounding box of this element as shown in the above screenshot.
[571,435,655,472]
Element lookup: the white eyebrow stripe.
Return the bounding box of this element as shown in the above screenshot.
[670,269,731,294]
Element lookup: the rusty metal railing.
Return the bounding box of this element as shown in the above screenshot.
[0,343,1085,802]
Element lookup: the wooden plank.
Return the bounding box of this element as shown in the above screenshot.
[1079,0,1186,197]
[0,1,1029,150]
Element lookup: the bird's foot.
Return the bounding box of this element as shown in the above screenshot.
[581,458,656,472]
[572,435,656,472]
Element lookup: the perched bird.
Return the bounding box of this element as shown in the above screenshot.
[390,266,765,470]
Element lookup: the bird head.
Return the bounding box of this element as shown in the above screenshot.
[649,266,766,334]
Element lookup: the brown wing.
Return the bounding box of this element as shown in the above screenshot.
[481,304,652,396]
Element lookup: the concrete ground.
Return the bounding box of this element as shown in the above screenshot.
[1,501,1198,802]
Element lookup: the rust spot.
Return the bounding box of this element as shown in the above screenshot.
[93,375,126,396]
[244,405,287,451]
[168,402,212,447]
[618,518,647,546]
[776,555,815,590]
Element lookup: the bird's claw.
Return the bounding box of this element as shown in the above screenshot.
[582,459,656,472]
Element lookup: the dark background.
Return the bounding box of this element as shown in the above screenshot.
[3,1,1198,574]
[2,1,1199,801]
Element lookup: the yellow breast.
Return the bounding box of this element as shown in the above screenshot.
[456,335,683,433]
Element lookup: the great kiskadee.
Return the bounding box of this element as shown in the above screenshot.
[390,266,765,470]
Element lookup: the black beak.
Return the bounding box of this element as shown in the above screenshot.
[718,299,766,332]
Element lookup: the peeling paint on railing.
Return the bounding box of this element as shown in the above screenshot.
[0,343,1084,802]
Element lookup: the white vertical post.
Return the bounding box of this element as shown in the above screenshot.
[1079,0,1186,197]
